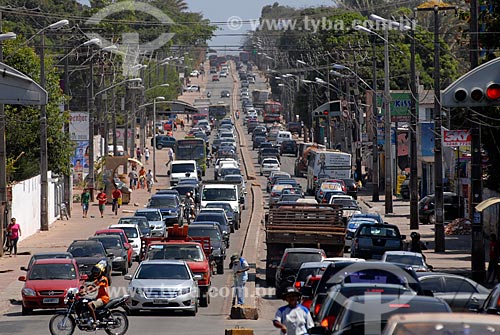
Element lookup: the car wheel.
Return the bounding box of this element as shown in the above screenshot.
[199,290,209,307]
[186,304,198,316]
[122,263,128,276]
[22,305,32,315]
[157,144,163,149]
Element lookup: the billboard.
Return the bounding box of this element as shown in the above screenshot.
[377,92,415,122]
[443,130,471,147]
[71,141,89,185]
[69,112,89,141]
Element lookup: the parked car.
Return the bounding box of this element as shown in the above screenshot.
[350,223,406,260]
[275,248,326,297]
[417,272,490,312]
[89,235,129,275]
[418,192,464,224]
[18,258,88,315]
[151,135,176,150]
[125,260,199,316]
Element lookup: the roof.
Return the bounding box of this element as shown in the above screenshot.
[95,229,125,234]
[384,251,423,257]
[109,224,138,229]
[32,258,75,265]
[140,259,186,266]
[171,160,197,164]
[386,312,500,326]
[283,248,324,253]
[32,252,73,257]
[299,261,332,269]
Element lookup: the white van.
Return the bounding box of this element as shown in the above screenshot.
[168,160,198,186]
[276,131,292,145]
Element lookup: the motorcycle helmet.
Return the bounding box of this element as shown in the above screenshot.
[91,262,106,278]
[186,192,191,197]
[410,232,420,240]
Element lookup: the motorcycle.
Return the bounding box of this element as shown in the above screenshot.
[49,288,129,335]
[206,91,211,98]
[183,203,196,225]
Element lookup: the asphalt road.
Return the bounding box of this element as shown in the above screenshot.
[0,63,289,335]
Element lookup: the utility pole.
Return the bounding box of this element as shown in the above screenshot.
[88,54,95,199]
[372,35,380,202]
[469,0,485,282]
[40,31,49,231]
[410,13,419,230]
[383,26,393,214]
[0,11,6,255]
[353,61,362,182]
[63,44,71,217]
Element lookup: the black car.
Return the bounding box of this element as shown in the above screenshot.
[280,140,298,156]
[204,202,238,230]
[220,90,230,98]
[151,135,176,150]
[418,192,464,224]
[187,224,226,274]
[195,211,232,235]
[89,235,129,275]
[172,184,199,203]
[247,120,259,133]
[66,240,113,284]
[341,178,358,199]
[252,126,267,140]
[350,222,406,259]
[258,147,280,164]
[253,136,267,150]
[274,247,325,297]
[147,194,183,226]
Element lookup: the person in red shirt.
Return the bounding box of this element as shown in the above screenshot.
[7,217,21,257]
[96,188,107,218]
[111,187,122,215]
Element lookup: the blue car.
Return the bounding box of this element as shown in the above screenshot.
[147,194,183,226]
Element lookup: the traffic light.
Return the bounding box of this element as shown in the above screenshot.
[313,110,329,118]
[442,57,500,107]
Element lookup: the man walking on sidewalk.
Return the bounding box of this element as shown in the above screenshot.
[81,188,90,218]
[96,188,107,218]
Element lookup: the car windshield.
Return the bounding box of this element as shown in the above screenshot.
[221,168,241,176]
[68,243,105,257]
[114,227,139,239]
[171,164,195,173]
[332,199,358,208]
[149,197,177,208]
[195,214,226,225]
[284,253,322,268]
[93,237,122,250]
[29,263,77,280]
[148,245,204,262]
[206,203,232,212]
[385,255,424,266]
[135,263,189,280]
[297,267,325,282]
[135,211,161,221]
[202,188,236,201]
[188,227,221,240]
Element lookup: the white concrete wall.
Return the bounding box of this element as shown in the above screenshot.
[11,172,58,242]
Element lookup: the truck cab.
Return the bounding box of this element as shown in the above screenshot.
[200,181,244,225]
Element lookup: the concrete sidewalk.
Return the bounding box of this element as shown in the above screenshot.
[358,188,473,275]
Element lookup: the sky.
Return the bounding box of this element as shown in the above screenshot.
[184,0,334,53]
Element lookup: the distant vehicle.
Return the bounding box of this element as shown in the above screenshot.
[263,101,283,123]
[117,216,151,237]
[219,71,228,78]
[350,223,406,259]
[212,74,219,81]
[89,235,129,275]
[418,192,464,224]
[151,135,176,150]
[280,140,298,156]
[134,208,165,237]
[184,85,200,92]
[189,70,200,77]
[382,251,431,272]
[220,90,230,98]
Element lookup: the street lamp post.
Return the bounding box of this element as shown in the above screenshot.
[152,96,165,180]
[39,19,69,231]
[0,24,17,256]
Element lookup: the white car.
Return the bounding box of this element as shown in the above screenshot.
[184,85,200,92]
[189,70,200,77]
[381,251,431,272]
[260,157,280,176]
[219,71,228,78]
[125,260,200,315]
[109,224,142,261]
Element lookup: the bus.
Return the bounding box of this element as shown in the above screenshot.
[306,149,352,195]
[263,100,283,123]
[252,90,269,108]
[175,138,207,176]
[209,102,230,121]
[239,51,250,64]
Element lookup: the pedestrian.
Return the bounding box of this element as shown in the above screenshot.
[96,188,107,218]
[180,119,185,130]
[236,110,240,119]
[173,122,178,131]
[138,167,146,189]
[6,217,21,257]
[487,233,499,284]
[144,147,150,164]
[136,147,142,161]
[167,147,174,165]
[273,287,313,335]
[81,188,90,218]
[128,168,138,190]
[146,169,154,192]
[229,253,250,305]
[409,232,427,261]
[111,187,122,215]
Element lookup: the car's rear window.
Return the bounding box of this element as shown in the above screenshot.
[296,267,326,282]
[358,226,399,237]
[283,252,322,268]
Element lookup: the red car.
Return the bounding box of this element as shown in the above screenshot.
[95,229,133,267]
[300,274,322,310]
[18,258,87,315]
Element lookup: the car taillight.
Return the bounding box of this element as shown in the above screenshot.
[271,192,277,197]
[294,281,301,289]
[314,304,321,316]
[321,316,336,329]
[423,204,428,210]
[203,272,209,281]
[322,198,327,203]
[313,176,318,181]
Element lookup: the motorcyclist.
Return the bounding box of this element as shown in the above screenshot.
[85,261,109,327]
[410,232,427,260]
[207,91,211,98]
[184,192,195,220]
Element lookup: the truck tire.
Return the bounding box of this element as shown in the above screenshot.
[199,288,209,307]
[157,144,163,149]
[217,260,224,274]
[266,267,275,286]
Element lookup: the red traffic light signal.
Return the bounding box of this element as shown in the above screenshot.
[486,83,500,100]
[322,110,329,115]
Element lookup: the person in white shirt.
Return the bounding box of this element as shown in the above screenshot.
[230,253,249,305]
[144,147,150,164]
[273,287,314,335]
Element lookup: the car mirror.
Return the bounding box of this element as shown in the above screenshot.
[400,235,406,240]
[468,302,480,312]
[124,274,133,281]
[18,275,26,282]
[20,266,28,271]
[107,253,115,258]
[423,289,434,297]
[193,274,203,281]
[427,264,434,271]
[81,274,89,281]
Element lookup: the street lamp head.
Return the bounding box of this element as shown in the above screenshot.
[155,96,165,101]
[330,70,345,77]
[0,32,16,41]
[128,78,142,83]
[160,83,170,87]
[354,25,374,34]
[332,64,348,70]
[48,19,69,30]
[83,38,101,46]
[301,79,312,83]
[296,60,307,65]
[369,14,387,24]
[102,45,118,52]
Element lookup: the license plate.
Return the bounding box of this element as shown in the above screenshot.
[43,298,59,304]
[153,299,169,304]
